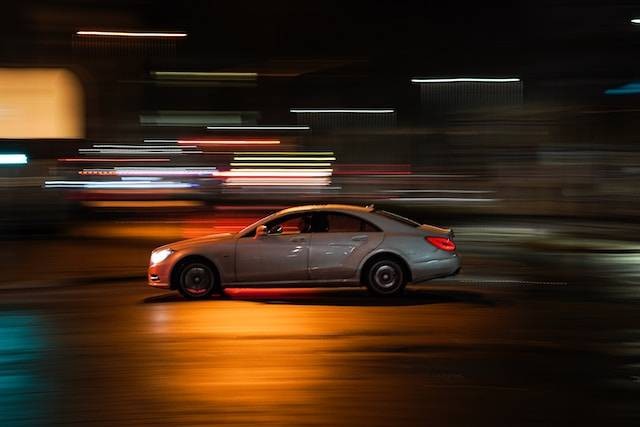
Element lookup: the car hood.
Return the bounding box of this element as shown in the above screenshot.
[157,233,235,251]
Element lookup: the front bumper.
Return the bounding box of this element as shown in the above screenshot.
[148,263,171,289]
[411,254,461,283]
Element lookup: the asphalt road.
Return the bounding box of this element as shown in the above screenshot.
[1,276,639,426]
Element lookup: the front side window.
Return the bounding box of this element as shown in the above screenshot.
[266,213,310,235]
[242,212,310,237]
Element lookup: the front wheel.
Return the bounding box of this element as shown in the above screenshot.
[365,259,407,296]
[177,261,218,299]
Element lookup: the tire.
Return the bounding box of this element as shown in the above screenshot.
[365,259,407,296]
[177,261,219,300]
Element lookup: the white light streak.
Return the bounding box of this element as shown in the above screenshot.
[224,178,330,186]
[411,77,521,83]
[79,148,201,154]
[233,156,336,161]
[179,140,280,145]
[632,18,640,25]
[218,169,332,177]
[44,180,194,189]
[0,154,28,165]
[92,144,198,149]
[234,151,333,155]
[59,158,171,163]
[230,162,332,167]
[80,167,217,177]
[120,177,162,181]
[76,30,187,38]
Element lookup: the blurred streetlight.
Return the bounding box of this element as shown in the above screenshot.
[631,18,640,25]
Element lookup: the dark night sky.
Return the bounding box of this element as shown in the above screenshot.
[2,1,640,79]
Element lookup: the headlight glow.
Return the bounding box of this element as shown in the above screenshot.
[150,249,174,265]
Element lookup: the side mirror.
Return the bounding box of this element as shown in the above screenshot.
[254,225,268,239]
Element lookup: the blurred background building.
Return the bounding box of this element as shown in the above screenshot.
[1,1,640,238]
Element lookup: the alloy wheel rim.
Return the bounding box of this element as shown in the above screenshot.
[373,264,399,289]
[183,265,212,295]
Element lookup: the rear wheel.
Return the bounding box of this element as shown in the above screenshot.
[365,259,407,296]
[177,261,218,299]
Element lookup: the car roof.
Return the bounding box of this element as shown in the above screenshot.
[275,204,374,216]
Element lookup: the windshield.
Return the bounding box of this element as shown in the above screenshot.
[374,210,421,227]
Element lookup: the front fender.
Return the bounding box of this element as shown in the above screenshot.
[170,242,236,285]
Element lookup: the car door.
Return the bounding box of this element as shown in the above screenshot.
[235,212,310,282]
[308,212,384,280]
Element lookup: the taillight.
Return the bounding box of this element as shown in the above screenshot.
[426,236,456,252]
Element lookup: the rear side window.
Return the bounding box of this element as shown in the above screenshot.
[374,210,420,227]
[311,212,381,233]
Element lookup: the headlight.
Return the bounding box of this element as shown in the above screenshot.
[150,249,174,265]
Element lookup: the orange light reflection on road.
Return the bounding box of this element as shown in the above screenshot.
[144,302,335,416]
[224,288,328,299]
[141,294,504,424]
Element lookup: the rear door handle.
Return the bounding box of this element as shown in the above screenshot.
[291,237,306,243]
[351,235,368,242]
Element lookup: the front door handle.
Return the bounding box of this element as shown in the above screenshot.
[351,235,368,242]
[290,237,306,243]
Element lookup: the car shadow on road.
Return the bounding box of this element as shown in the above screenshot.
[142,286,496,307]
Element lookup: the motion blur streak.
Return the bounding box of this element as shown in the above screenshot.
[411,77,521,83]
[604,82,640,95]
[206,125,310,130]
[76,30,187,38]
[59,158,171,162]
[93,145,199,149]
[0,154,28,165]
[236,152,334,155]
[79,148,202,154]
[290,109,395,113]
[44,180,194,189]
[230,163,332,167]
[219,169,332,177]
[79,167,217,177]
[152,71,257,80]
[387,198,500,203]
[178,140,281,145]
[81,201,204,208]
[234,156,336,161]
[224,178,330,186]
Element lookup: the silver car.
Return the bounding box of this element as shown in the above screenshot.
[148,204,460,298]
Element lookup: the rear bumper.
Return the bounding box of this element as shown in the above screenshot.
[411,255,461,283]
